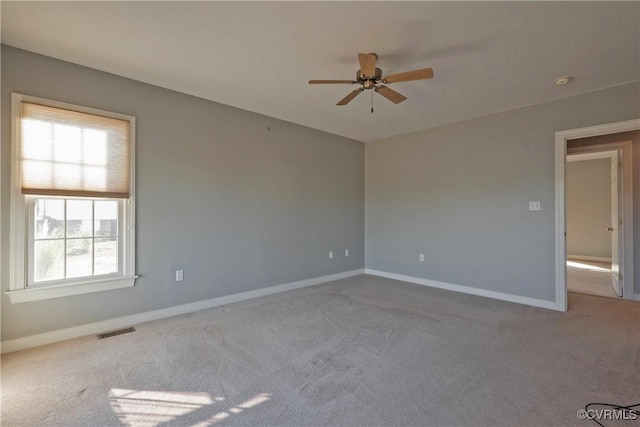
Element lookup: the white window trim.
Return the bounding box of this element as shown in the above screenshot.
[6,93,137,303]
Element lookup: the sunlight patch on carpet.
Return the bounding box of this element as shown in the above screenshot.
[109,388,270,426]
[195,392,271,426]
[567,260,611,272]
[109,388,214,426]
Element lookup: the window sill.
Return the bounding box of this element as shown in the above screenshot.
[5,275,138,303]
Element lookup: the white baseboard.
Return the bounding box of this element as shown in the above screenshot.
[1,269,364,354]
[364,269,562,311]
[567,255,612,263]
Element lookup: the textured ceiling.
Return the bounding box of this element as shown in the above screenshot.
[2,1,639,142]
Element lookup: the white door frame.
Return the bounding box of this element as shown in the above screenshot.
[555,118,639,311]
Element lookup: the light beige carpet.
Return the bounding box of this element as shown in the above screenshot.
[1,274,639,426]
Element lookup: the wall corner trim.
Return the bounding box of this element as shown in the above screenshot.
[364,269,562,311]
[0,269,365,354]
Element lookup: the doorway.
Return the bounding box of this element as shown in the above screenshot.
[566,149,621,298]
[554,119,639,311]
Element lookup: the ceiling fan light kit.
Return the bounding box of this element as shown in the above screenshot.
[309,52,434,109]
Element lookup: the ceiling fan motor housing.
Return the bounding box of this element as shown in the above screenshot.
[357,67,382,89]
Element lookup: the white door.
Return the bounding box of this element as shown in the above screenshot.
[609,150,623,297]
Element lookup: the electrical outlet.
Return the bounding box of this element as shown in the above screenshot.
[329,251,333,259]
[419,253,425,262]
[175,269,184,281]
[345,249,349,257]
[529,201,541,211]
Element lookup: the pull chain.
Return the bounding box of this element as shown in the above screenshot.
[371,89,374,114]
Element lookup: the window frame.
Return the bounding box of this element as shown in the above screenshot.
[6,93,137,303]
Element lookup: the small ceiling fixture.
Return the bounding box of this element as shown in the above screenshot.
[555,76,572,86]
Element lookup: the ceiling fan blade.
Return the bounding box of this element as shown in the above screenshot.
[383,67,434,84]
[309,80,357,84]
[375,85,407,104]
[336,87,365,106]
[358,53,377,77]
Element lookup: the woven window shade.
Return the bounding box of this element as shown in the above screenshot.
[21,102,131,198]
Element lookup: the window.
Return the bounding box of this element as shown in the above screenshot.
[30,198,121,283]
[7,94,136,303]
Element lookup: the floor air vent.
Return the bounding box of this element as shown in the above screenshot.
[97,327,135,340]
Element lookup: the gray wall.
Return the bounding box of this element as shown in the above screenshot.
[566,158,611,259]
[568,130,640,295]
[1,46,364,341]
[365,82,639,301]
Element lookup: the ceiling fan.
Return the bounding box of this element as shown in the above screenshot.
[309,53,434,107]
